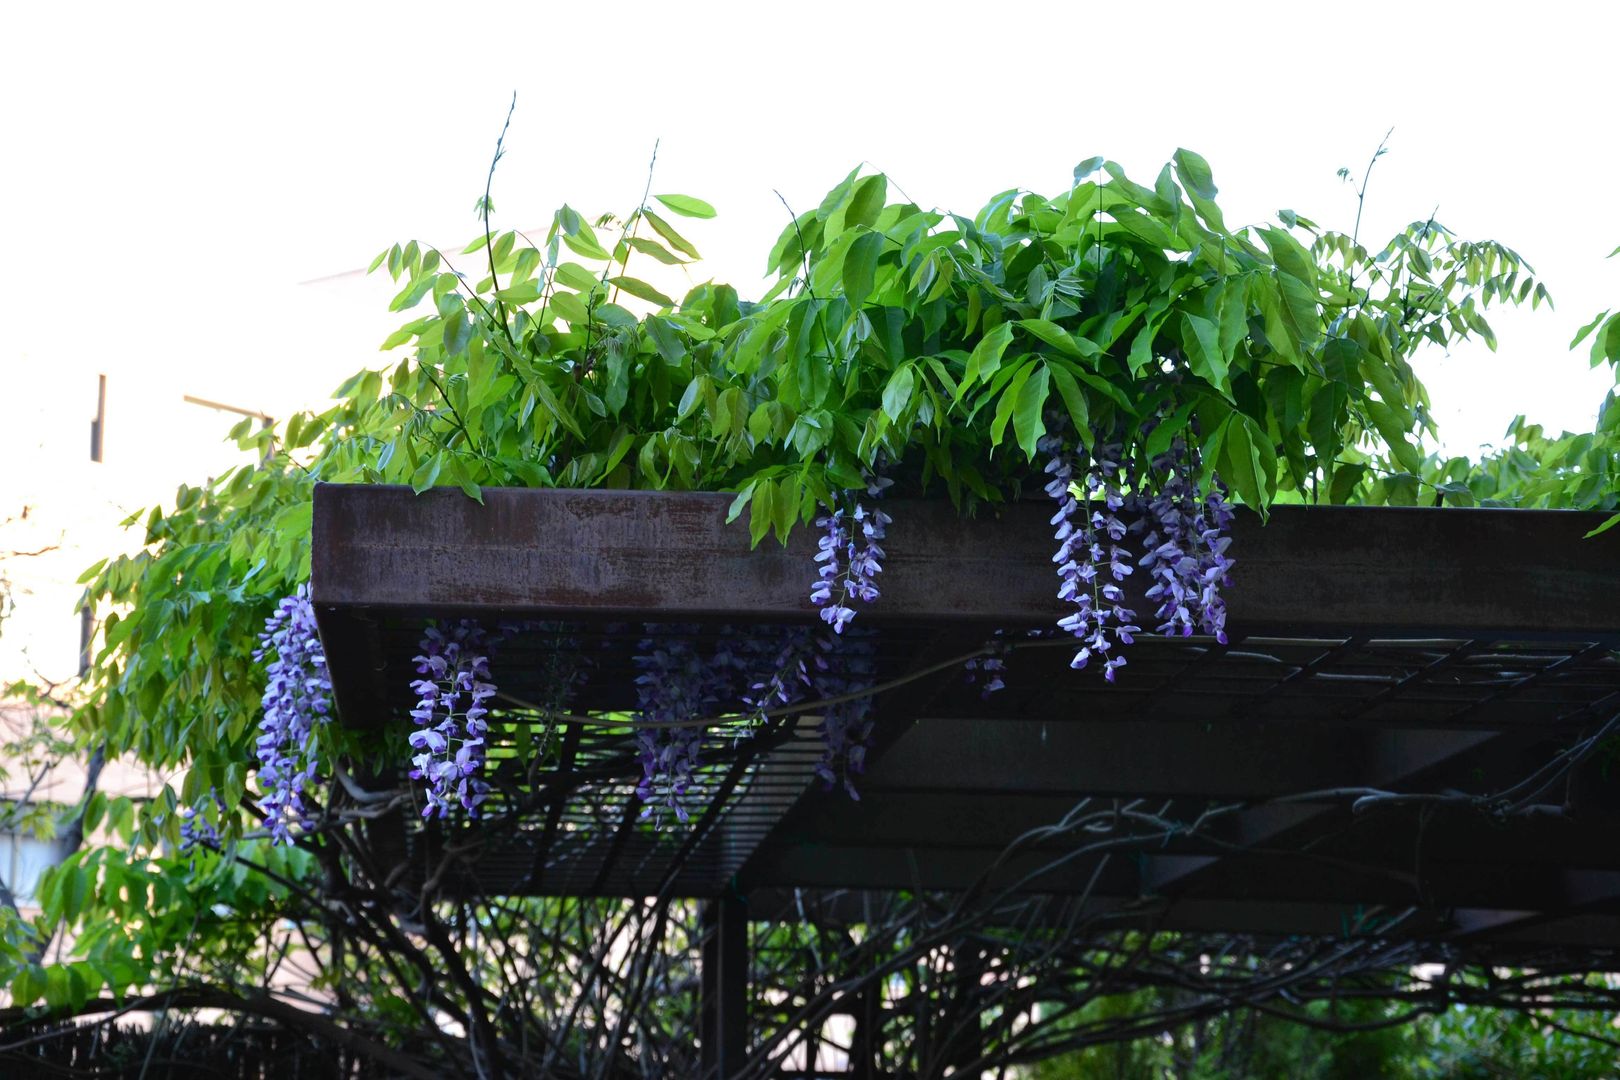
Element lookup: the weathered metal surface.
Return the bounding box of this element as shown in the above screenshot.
[311,484,1620,637]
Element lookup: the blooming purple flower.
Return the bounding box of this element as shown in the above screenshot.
[408,621,497,819]
[809,628,878,798]
[178,788,224,852]
[964,631,1011,698]
[809,476,892,634]
[1138,433,1234,645]
[254,586,332,844]
[740,625,820,723]
[1040,421,1139,682]
[632,627,741,826]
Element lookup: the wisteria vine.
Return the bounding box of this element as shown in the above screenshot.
[810,476,892,633]
[408,621,498,819]
[254,586,332,844]
[1041,427,1140,682]
[808,629,878,798]
[1037,415,1236,685]
[1139,433,1235,644]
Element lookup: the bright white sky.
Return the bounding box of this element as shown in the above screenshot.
[4,0,1617,457]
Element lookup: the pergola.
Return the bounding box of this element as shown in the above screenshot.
[311,483,1620,1075]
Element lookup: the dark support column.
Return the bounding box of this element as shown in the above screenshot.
[849,986,880,1079]
[700,896,748,1078]
[948,947,984,1074]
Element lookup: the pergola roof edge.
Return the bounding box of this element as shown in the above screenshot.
[311,483,1620,640]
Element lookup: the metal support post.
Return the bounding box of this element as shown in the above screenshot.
[700,895,747,1078]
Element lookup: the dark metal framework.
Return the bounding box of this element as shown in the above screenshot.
[311,484,1620,1074]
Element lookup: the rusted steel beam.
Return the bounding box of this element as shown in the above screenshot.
[310,484,1620,639]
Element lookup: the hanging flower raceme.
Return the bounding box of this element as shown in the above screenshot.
[631,628,741,825]
[254,585,333,844]
[810,628,878,798]
[963,631,1011,698]
[408,621,497,819]
[1198,485,1236,643]
[1139,435,1234,645]
[809,476,892,634]
[1040,426,1139,682]
[741,625,821,724]
[178,788,224,852]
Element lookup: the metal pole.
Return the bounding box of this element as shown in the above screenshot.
[700,895,747,1078]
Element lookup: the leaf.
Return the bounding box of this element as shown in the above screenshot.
[1069,366,1132,409]
[1365,399,1424,473]
[643,210,702,260]
[1174,148,1227,233]
[1018,318,1099,359]
[409,455,443,494]
[1145,399,1199,460]
[677,376,706,421]
[562,231,611,261]
[388,275,435,312]
[845,175,887,229]
[881,365,915,421]
[1585,511,1620,539]
[527,374,584,439]
[1013,364,1052,461]
[1047,365,1090,441]
[624,236,685,265]
[644,316,687,366]
[1073,157,1106,184]
[1181,312,1231,396]
[1330,462,1368,504]
[654,193,717,219]
[554,262,600,292]
[958,323,1014,400]
[12,965,44,1006]
[772,475,798,542]
[1127,323,1157,375]
[842,230,884,310]
[748,477,776,546]
[494,281,541,304]
[1172,148,1218,201]
[1219,414,1275,513]
[609,276,675,308]
[1599,314,1620,368]
[726,481,757,524]
[990,361,1035,447]
[549,291,591,326]
[1260,226,1319,289]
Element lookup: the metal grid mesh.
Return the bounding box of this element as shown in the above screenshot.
[382,619,941,896]
[952,633,1620,729]
[365,618,1620,898]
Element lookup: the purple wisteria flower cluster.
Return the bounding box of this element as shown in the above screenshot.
[1040,429,1140,683]
[810,476,893,634]
[629,623,884,822]
[741,626,880,795]
[178,788,224,852]
[808,629,877,798]
[632,629,744,825]
[963,631,1011,698]
[408,621,498,819]
[1138,435,1236,644]
[1019,413,1236,689]
[740,625,821,723]
[254,586,332,844]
